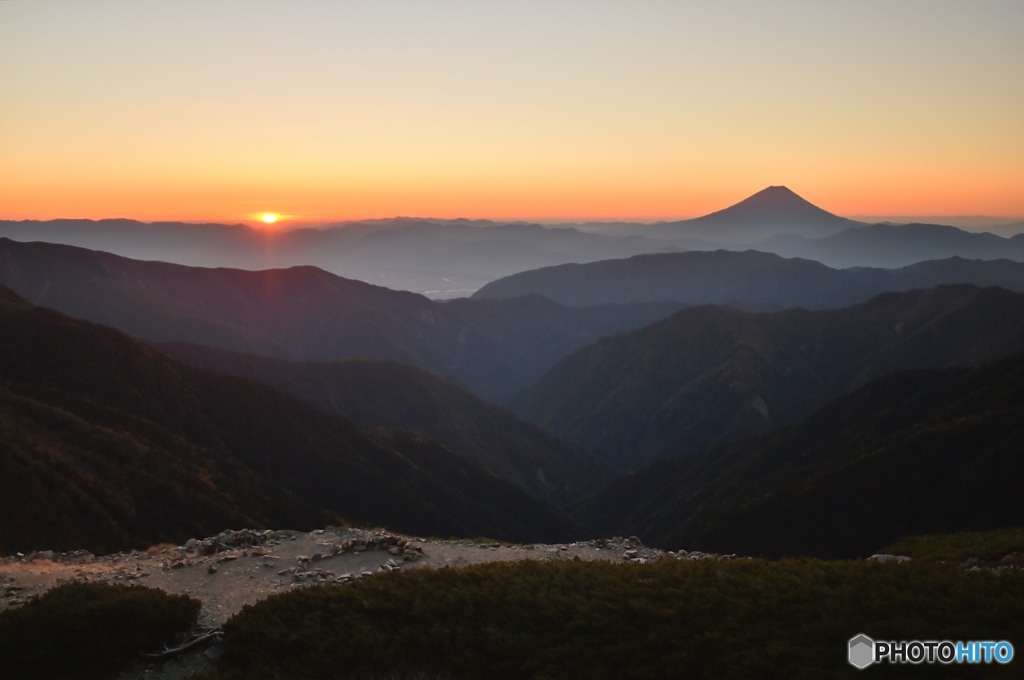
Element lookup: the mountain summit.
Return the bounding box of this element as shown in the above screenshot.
[721,185,821,210]
[653,186,861,244]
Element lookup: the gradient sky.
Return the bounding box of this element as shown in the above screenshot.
[2,0,1022,224]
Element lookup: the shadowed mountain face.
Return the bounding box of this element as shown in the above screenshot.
[510,285,1024,473]
[647,186,861,244]
[155,344,607,505]
[0,238,682,403]
[575,351,1024,558]
[0,287,580,554]
[472,249,1024,308]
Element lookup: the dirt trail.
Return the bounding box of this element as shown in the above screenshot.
[0,527,722,679]
[1,527,702,624]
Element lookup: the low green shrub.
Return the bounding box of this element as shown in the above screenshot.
[206,558,1024,679]
[0,581,200,679]
[881,527,1024,562]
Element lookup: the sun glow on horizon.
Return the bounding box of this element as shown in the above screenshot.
[261,213,278,225]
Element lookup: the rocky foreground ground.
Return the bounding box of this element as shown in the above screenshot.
[0,527,737,679]
[10,527,1017,679]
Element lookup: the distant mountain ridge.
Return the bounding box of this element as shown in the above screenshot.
[636,187,1024,268]
[0,217,680,297]
[851,215,1024,232]
[758,222,1024,269]
[511,285,1024,472]
[648,186,860,243]
[0,238,682,402]
[4,187,1019,295]
[473,249,1024,308]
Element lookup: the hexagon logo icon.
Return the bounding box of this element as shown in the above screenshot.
[849,634,875,669]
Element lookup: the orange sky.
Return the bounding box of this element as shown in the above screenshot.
[2,1,1022,225]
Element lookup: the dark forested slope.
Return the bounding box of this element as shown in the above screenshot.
[513,285,1024,472]
[577,351,1024,558]
[0,287,578,553]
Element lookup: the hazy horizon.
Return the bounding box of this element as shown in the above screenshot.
[3,187,1022,232]
[3,213,1023,231]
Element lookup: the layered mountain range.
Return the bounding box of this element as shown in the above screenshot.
[576,350,1024,558]
[3,186,1021,299]
[510,285,1024,471]
[473,250,1024,308]
[0,218,679,298]
[4,186,1022,559]
[0,238,681,403]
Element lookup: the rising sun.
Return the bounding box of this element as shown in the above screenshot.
[261,213,278,225]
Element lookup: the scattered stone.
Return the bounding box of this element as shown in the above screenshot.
[867,554,912,564]
[1000,553,1024,567]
